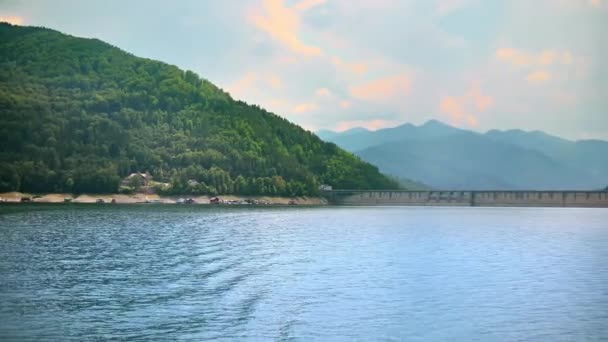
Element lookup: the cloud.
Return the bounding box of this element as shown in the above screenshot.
[439,83,494,127]
[589,0,602,8]
[227,72,257,97]
[349,74,412,102]
[339,100,352,109]
[562,0,607,9]
[440,97,468,124]
[0,16,24,25]
[294,0,327,11]
[6,0,603,139]
[552,0,606,9]
[469,84,495,111]
[315,87,332,97]
[527,70,552,84]
[495,48,580,85]
[250,0,322,57]
[293,102,317,113]
[268,75,283,89]
[496,48,574,67]
[331,56,369,76]
[227,72,283,98]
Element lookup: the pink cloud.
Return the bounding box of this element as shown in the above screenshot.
[551,0,606,8]
[293,102,317,113]
[0,16,24,25]
[250,0,322,57]
[349,74,411,102]
[227,72,283,98]
[496,48,575,67]
[527,70,552,84]
[468,85,495,111]
[227,72,257,98]
[589,0,603,8]
[339,100,352,109]
[331,56,369,76]
[440,96,468,123]
[268,75,283,89]
[439,83,493,128]
[315,87,332,97]
[294,0,327,11]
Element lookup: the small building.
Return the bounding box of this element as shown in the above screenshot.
[319,184,333,191]
[121,172,151,187]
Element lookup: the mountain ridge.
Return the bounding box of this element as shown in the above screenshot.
[318,119,607,190]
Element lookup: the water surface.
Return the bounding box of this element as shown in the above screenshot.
[0,205,607,341]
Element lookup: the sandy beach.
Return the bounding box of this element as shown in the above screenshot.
[0,192,327,205]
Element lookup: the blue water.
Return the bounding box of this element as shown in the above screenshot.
[0,205,607,341]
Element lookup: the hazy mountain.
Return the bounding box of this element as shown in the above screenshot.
[319,121,607,190]
[317,120,465,152]
[485,130,608,183]
[317,127,369,141]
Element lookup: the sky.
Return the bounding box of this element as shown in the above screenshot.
[0,0,607,139]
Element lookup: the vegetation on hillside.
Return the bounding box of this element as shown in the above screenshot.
[0,23,399,195]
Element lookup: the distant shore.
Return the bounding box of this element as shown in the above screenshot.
[0,192,327,206]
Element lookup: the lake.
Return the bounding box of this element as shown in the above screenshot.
[0,204,607,341]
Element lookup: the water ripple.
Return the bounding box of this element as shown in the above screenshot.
[0,205,607,341]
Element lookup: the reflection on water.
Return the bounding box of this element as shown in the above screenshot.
[0,205,607,340]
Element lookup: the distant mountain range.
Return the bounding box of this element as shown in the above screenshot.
[317,120,608,190]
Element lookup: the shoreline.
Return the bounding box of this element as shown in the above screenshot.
[0,192,327,206]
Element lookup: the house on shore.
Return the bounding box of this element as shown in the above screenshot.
[121,172,151,187]
[319,184,333,191]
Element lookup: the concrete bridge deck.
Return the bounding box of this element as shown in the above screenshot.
[322,190,608,208]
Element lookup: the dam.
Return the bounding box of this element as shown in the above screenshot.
[323,190,608,208]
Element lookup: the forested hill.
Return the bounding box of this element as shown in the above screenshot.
[0,23,399,195]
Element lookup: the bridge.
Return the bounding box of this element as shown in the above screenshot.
[322,190,608,208]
